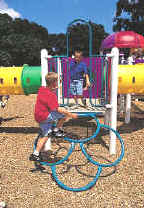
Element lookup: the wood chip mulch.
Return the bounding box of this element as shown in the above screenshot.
[0,95,144,208]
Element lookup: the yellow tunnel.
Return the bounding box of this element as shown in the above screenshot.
[0,64,144,95]
[118,64,144,94]
[0,67,24,95]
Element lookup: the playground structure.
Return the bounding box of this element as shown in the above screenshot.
[36,46,125,191]
[0,19,126,191]
[0,31,144,147]
[1,21,144,154]
[1,20,142,154]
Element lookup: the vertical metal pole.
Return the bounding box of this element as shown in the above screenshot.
[57,58,62,104]
[125,60,132,124]
[41,49,51,148]
[109,47,119,155]
[41,49,48,87]
[125,94,131,124]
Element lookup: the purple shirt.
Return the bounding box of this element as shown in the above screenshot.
[70,60,88,81]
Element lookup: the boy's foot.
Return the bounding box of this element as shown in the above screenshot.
[1,103,5,108]
[29,153,42,162]
[52,128,65,138]
[81,98,86,106]
[0,102,5,108]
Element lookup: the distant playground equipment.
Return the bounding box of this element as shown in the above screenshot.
[0,95,9,108]
[101,30,144,123]
[101,31,144,49]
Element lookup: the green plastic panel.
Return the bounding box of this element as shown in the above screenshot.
[21,66,41,95]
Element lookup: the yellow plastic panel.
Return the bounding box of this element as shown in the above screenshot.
[0,67,24,95]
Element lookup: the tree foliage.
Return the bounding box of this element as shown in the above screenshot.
[113,0,144,35]
[0,13,108,66]
[48,22,108,56]
[0,14,49,66]
[66,22,108,56]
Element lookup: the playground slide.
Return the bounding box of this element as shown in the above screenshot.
[0,64,144,95]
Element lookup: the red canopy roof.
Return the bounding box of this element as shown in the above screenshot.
[101,31,144,50]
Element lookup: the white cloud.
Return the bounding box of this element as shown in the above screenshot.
[0,0,21,19]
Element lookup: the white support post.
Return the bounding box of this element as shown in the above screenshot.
[41,49,48,86]
[109,47,119,155]
[40,49,51,149]
[57,58,62,104]
[125,93,131,124]
[118,94,125,115]
[104,104,112,126]
[124,59,132,124]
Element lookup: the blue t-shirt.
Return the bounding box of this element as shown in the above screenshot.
[69,60,88,81]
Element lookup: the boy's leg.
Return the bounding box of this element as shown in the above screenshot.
[50,111,69,137]
[35,137,49,153]
[75,80,86,106]
[80,96,87,106]
[29,137,50,161]
[56,116,70,128]
[29,121,52,162]
[70,81,78,105]
[73,95,78,105]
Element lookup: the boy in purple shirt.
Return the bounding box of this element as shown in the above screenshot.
[69,50,90,107]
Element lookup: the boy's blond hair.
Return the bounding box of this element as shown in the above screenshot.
[45,72,58,87]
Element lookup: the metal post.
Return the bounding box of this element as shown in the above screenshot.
[125,93,131,124]
[57,57,62,104]
[124,59,133,124]
[40,49,51,148]
[41,49,48,86]
[109,47,119,155]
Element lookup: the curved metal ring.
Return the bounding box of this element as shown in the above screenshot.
[51,165,102,192]
[63,113,101,143]
[80,123,125,167]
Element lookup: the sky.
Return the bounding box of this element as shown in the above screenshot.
[0,0,119,35]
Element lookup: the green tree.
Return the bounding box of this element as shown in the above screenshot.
[48,22,108,56]
[113,0,144,35]
[48,33,67,55]
[0,14,49,66]
[67,21,108,56]
[0,13,109,65]
[0,50,12,66]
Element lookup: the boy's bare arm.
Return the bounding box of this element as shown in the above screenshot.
[57,107,78,119]
[83,74,91,90]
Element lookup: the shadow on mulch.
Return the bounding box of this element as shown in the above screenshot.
[29,149,116,180]
[0,126,39,134]
[117,116,144,134]
[64,114,144,136]
[0,116,143,136]
[0,116,23,125]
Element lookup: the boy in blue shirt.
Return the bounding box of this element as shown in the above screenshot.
[69,50,90,106]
